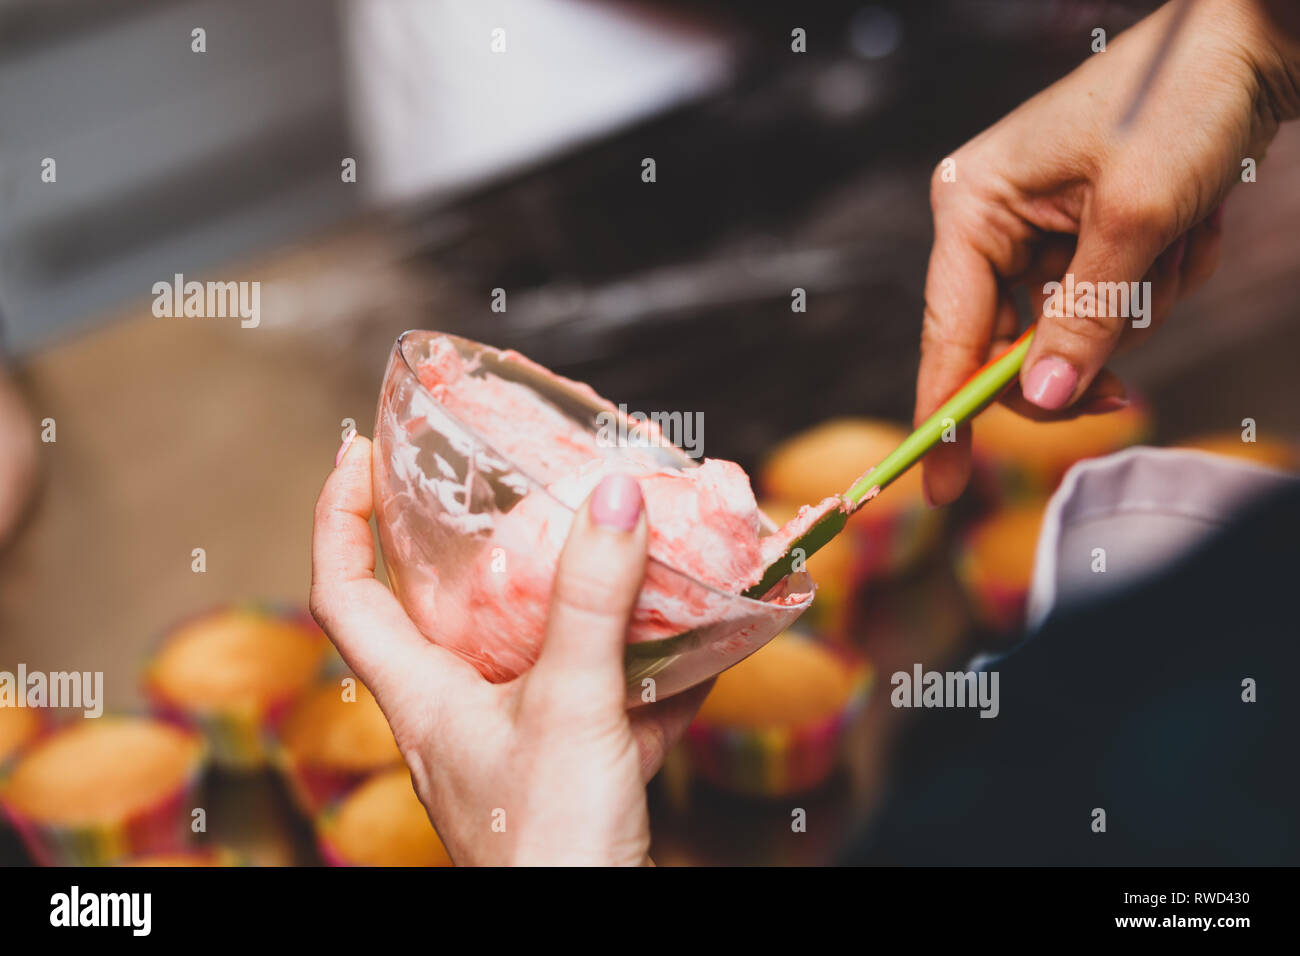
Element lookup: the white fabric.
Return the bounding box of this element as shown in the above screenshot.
[1026,446,1299,629]
[344,0,732,205]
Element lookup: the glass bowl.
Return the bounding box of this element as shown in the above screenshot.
[372,331,814,705]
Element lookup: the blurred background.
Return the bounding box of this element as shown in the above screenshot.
[1,0,1298,866]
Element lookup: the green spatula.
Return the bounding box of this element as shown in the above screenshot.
[742,325,1036,598]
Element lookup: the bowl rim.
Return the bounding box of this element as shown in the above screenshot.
[387,329,813,619]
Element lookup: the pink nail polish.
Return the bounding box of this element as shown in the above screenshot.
[335,429,357,467]
[1023,357,1078,410]
[590,474,643,531]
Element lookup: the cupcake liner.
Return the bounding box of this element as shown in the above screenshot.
[273,745,377,819]
[685,648,873,798]
[314,820,350,868]
[763,499,941,644]
[0,726,207,867]
[119,846,244,867]
[845,502,942,587]
[314,796,371,867]
[142,602,328,770]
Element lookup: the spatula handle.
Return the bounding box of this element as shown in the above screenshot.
[845,325,1035,508]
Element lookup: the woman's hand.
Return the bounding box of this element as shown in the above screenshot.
[917,0,1300,506]
[310,433,709,865]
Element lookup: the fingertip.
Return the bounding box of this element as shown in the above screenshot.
[589,473,644,532]
[335,428,357,467]
[1021,355,1079,411]
[921,440,970,508]
[337,432,370,471]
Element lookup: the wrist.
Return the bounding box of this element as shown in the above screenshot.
[1220,0,1300,120]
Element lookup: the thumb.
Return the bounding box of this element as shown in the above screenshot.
[1021,226,1164,410]
[532,473,648,703]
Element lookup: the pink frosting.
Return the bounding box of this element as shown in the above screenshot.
[401,340,836,682]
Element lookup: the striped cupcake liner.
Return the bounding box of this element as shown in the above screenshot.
[845,503,943,586]
[272,742,394,818]
[792,505,942,644]
[314,796,360,867]
[0,726,208,867]
[315,827,350,868]
[685,648,873,798]
[141,602,330,771]
[118,846,245,867]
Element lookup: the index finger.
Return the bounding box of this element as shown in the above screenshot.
[916,225,1007,506]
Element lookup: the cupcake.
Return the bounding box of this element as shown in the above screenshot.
[685,631,871,797]
[954,500,1047,634]
[0,717,205,866]
[759,498,856,641]
[971,400,1151,502]
[275,679,404,815]
[317,768,453,867]
[760,419,942,584]
[0,705,41,771]
[1177,432,1300,471]
[144,605,328,769]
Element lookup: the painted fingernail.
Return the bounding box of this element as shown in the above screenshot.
[1023,357,1078,410]
[1080,395,1130,415]
[1209,204,1224,231]
[1158,235,1187,275]
[335,429,357,467]
[590,473,643,531]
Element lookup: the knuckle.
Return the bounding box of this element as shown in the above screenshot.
[1049,308,1125,345]
[1095,193,1176,250]
[920,302,984,358]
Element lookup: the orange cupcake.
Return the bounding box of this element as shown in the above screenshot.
[317,768,453,867]
[1178,432,1300,471]
[0,705,41,771]
[276,679,404,814]
[0,717,206,866]
[955,500,1047,633]
[685,631,871,797]
[972,400,1151,501]
[144,605,328,769]
[761,419,942,584]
